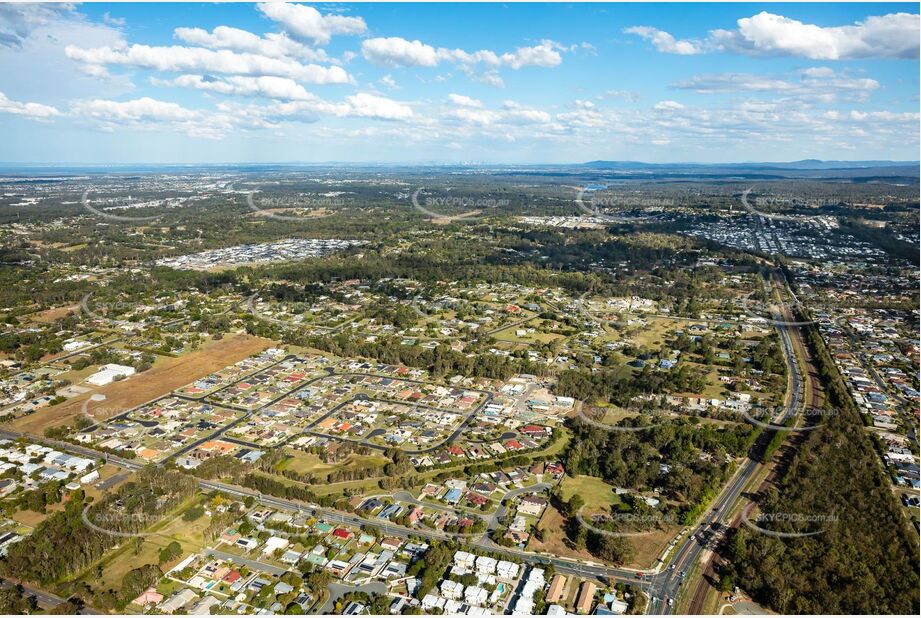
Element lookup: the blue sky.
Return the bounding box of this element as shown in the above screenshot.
[0,2,917,164]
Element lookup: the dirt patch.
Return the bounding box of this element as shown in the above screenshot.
[629,526,678,569]
[11,509,47,528]
[431,210,482,224]
[8,334,274,434]
[529,504,677,570]
[249,207,332,219]
[24,304,80,324]
[528,506,598,562]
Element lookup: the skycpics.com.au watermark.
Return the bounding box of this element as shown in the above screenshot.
[741,503,838,538]
[575,187,676,217]
[740,188,833,223]
[750,195,840,209]
[80,292,171,322]
[82,507,170,538]
[411,188,508,221]
[246,188,349,221]
[81,190,168,223]
[574,407,675,433]
[740,406,839,432]
[740,297,816,328]
[577,508,678,538]
[79,398,125,421]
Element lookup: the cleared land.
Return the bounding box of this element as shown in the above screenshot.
[9,334,274,434]
[67,495,212,594]
[535,473,678,569]
[276,449,391,477]
[560,474,619,512]
[24,303,81,323]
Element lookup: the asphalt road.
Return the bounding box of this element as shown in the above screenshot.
[0,275,809,613]
[647,269,806,614]
[0,579,99,614]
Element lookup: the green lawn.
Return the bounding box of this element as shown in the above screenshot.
[491,318,566,345]
[560,474,619,513]
[66,494,212,595]
[276,449,390,476]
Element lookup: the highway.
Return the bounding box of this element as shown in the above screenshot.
[0,271,809,614]
[647,269,806,614]
[0,424,656,589]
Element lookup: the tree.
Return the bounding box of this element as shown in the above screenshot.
[182,505,206,521]
[158,540,182,565]
[565,494,585,517]
[0,587,36,614]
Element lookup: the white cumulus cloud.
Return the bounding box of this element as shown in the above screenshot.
[0,91,60,119]
[711,11,919,60]
[361,37,439,67]
[624,26,702,55]
[344,92,413,120]
[626,11,919,60]
[256,2,366,46]
[361,36,563,70]
[154,74,320,101]
[65,42,352,85]
[448,93,483,108]
[173,25,331,63]
[654,100,686,111]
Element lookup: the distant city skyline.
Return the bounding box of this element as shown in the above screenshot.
[0,2,918,164]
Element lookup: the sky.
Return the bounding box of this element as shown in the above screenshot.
[0,2,918,164]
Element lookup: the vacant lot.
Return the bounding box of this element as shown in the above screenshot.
[10,509,48,528]
[70,495,212,594]
[277,449,390,477]
[24,303,81,324]
[529,502,677,570]
[10,334,274,434]
[527,506,598,562]
[492,319,567,345]
[560,474,618,513]
[255,469,383,497]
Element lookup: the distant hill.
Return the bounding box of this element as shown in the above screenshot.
[580,159,918,170]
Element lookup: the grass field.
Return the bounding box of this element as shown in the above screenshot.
[527,506,600,564]
[10,333,274,434]
[628,318,679,348]
[266,427,573,500]
[23,303,81,323]
[68,494,212,594]
[276,449,390,477]
[10,509,48,528]
[252,469,383,497]
[560,474,618,512]
[529,498,679,569]
[491,319,567,345]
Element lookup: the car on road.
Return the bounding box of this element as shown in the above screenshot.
[668,598,674,607]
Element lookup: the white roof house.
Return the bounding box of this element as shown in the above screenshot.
[440,580,464,600]
[80,470,100,484]
[454,550,476,569]
[475,556,497,575]
[464,586,488,606]
[86,364,136,386]
[262,536,290,555]
[497,560,520,579]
